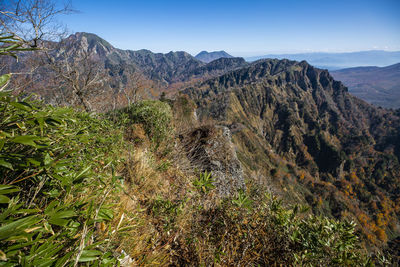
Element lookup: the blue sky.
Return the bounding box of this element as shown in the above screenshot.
[59,0,400,56]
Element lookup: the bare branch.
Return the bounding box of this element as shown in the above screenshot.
[42,40,108,112]
[0,0,76,47]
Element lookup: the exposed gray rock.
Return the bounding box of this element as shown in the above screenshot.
[179,125,245,196]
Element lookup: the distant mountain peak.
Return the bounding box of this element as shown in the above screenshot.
[66,32,114,51]
[195,50,234,63]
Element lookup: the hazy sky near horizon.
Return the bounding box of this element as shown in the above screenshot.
[59,0,400,56]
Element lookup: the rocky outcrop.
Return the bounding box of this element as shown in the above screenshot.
[179,125,245,196]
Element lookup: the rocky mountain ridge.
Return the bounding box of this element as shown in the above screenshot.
[51,32,246,86]
[1,32,249,110]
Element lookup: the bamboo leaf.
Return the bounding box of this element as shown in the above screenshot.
[0,195,10,204]
[10,101,33,111]
[73,166,91,183]
[78,250,102,262]
[98,208,114,221]
[0,74,11,88]
[55,251,74,267]
[0,138,5,151]
[48,217,69,227]
[48,210,75,227]
[0,159,13,169]
[0,215,41,240]
[78,256,99,262]
[11,135,42,147]
[0,185,20,195]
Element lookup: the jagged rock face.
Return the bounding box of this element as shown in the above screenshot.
[179,125,245,196]
[121,50,204,84]
[184,59,400,174]
[63,32,114,57]
[183,58,400,247]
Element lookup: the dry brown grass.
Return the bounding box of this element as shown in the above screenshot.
[106,129,290,266]
[101,108,371,266]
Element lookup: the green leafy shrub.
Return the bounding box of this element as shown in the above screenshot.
[231,190,252,210]
[0,92,126,265]
[121,100,172,149]
[193,171,215,194]
[169,188,372,266]
[264,192,368,266]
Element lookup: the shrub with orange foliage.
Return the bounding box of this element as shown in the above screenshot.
[375,228,387,242]
[350,171,360,184]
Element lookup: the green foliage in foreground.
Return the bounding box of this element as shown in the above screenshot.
[0,34,35,60]
[0,92,125,266]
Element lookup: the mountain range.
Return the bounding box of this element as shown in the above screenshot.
[1,32,249,110]
[62,33,244,86]
[4,33,399,110]
[331,63,400,109]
